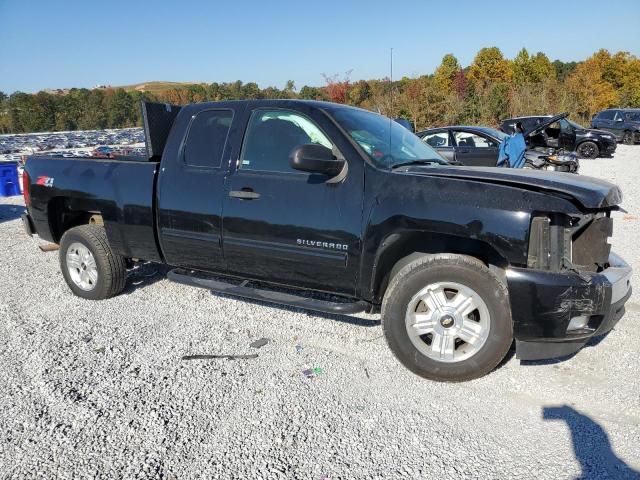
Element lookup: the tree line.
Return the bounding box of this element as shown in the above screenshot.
[1,47,639,134]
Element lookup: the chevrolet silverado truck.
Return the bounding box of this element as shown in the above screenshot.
[21,100,632,382]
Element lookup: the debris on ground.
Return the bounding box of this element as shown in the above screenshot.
[302,367,323,378]
[182,354,259,361]
[295,344,303,353]
[249,338,270,349]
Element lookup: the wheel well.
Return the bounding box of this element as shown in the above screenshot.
[47,197,102,243]
[372,232,509,303]
[578,139,600,148]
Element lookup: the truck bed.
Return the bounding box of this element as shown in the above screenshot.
[24,155,162,262]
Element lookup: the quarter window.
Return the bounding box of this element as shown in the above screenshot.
[184,110,233,168]
[240,110,333,172]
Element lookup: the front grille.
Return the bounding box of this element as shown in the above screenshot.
[571,215,612,272]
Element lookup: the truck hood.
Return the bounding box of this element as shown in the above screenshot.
[402,166,622,209]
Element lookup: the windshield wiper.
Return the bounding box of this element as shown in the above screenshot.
[390,159,444,170]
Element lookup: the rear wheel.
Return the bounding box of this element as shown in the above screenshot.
[382,254,512,382]
[59,225,127,300]
[622,131,635,145]
[576,141,599,159]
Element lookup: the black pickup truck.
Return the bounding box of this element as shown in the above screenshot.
[21,100,632,382]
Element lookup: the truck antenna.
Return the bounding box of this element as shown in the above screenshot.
[389,47,393,155]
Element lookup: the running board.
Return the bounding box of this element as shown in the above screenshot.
[167,268,370,315]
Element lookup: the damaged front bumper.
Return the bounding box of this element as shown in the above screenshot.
[507,252,632,360]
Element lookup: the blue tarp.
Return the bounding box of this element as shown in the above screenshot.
[497,133,527,168]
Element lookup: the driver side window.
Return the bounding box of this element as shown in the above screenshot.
[240,110,333,173]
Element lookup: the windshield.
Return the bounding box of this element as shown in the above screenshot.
[331,107,448,168]
[478,127,509,141]
[626,112,640,121]
[565,118,585,130]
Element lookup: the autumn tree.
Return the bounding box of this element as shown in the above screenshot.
[322,71,352,104]
[430,54,465,125]
[565,51,618,122]
[467,47,512,90]
[398,76,429,130]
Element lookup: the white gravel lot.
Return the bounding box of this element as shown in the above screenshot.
[1,147,639,479]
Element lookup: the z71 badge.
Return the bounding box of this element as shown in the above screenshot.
[36,176,54,187]
[297,239,348,251]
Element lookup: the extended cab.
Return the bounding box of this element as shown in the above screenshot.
[21,100,632,381]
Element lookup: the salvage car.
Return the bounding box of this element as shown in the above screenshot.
[418,117,580,171]
[21,100,632,382]
[417,126,507,166]
[591,108,640,145]
[501,114,617,159]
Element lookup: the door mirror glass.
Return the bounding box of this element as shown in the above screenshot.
[290,144,345,177]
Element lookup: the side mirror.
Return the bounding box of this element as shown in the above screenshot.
[290,144,345,177]
[616,118,623,122]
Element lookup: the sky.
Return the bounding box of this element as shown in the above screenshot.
[1,0,640,94]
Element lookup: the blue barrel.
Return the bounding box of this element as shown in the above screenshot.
[0,162,20,197]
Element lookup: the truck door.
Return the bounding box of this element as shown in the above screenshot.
[221,106,363,295]
[157,106,243,271]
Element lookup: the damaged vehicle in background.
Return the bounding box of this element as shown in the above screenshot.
[501,113,617,159]
[418,116,579,172]
[21,100,632,382]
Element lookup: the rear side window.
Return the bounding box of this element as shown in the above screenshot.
[184,109,233,168]
[598,110,614,120]
[423,131,451,147]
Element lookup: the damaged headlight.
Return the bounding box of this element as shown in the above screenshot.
[527,215,572,270]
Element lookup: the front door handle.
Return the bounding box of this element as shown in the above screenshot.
[229,188,261,200]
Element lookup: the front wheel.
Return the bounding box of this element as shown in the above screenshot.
[59,225,127,300]
[622,131,635,145]
[382,254,513,382]
[576,141,599,159]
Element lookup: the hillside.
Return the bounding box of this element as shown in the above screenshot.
[117,81,206,94]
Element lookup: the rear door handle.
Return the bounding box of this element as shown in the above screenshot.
[229,188,261,200]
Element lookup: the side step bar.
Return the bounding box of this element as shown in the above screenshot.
[167,268,370,315]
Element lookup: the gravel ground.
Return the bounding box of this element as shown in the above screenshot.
[1,147,639,479]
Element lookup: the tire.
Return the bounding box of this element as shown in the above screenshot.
[576,141,599,159]
[381,254,512,382]
[59,225,127,300]
[622,131,634,145]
